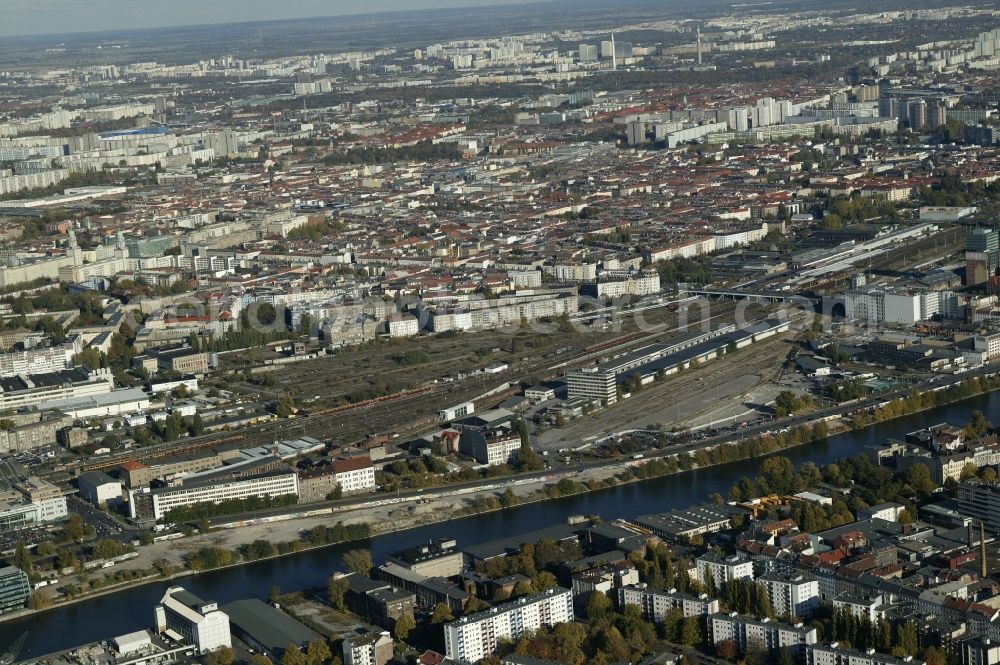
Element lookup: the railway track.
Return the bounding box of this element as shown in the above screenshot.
[72,299,746,476]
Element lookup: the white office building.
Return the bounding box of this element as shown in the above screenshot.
[958,481,1000,533]
[974,333,1000,360]
[155,586,231,653]
[758,572,820,619]
[566,367,617,405]
[0,477,68,532]
[131,457,298,520]
[844,287,940,325]
[443,588,574,663]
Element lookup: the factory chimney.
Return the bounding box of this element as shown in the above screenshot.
[982,521,988,580]
[697,27,703,65]
[611,33,617,70]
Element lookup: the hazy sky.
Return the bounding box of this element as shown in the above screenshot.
[1,0,544,38]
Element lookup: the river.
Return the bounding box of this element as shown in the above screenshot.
[7,391,1000,656]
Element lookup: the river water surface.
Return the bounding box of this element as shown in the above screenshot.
[8,391,1000,655]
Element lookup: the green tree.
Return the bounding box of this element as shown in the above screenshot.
[514,419,543,471]
[327,575,349,611]
[894,622,919,658]
[751,583,774,619]
[775,390,808,416]
[341,549,373,577]
[716,639,738,661]
[500,487,518,508]
[305,640,332,665]
[276,395,297,418]
[586,592,613,621]
[760,456,795,495]
[661,608,684,641]
[922,646,947,665]
[777,647,795,665]
[401,349,429,366]
[511,580,535,597]
[393,613,416,641]
[966,410,990,438]
[12,540,31,573]
[281,645,306,665]
[253,303,277,326]
[206,647,236,665]
[188,414,205,436]
[904,463,937,497]
[28,588,52,610]
[821,213,843,230]
[680,616,702,645]
[535,570,558,591]
[431,602,455,624]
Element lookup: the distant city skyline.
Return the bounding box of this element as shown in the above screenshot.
[0,0,547,38]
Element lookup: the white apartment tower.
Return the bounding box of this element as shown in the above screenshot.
[758,572,820,619]
[443,588,573,662]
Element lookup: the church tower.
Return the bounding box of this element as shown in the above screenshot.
[115,230,127,260]
[67,228,83,266]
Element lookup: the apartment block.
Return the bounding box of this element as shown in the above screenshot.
[694,554,755,588]
[806,643,925,665]
[708,613,817,656]
[618,584,720,620]
[343,631,393,665]
[443,588,574,662]
[758,572,820,619]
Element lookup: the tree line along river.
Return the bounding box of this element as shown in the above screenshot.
[5,391,1000,657]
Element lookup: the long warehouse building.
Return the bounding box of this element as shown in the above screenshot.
[566,318,790,403]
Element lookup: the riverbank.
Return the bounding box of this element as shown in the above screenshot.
[4,372,998,626]
[5,388,1000,655]
[0,419,840,624]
